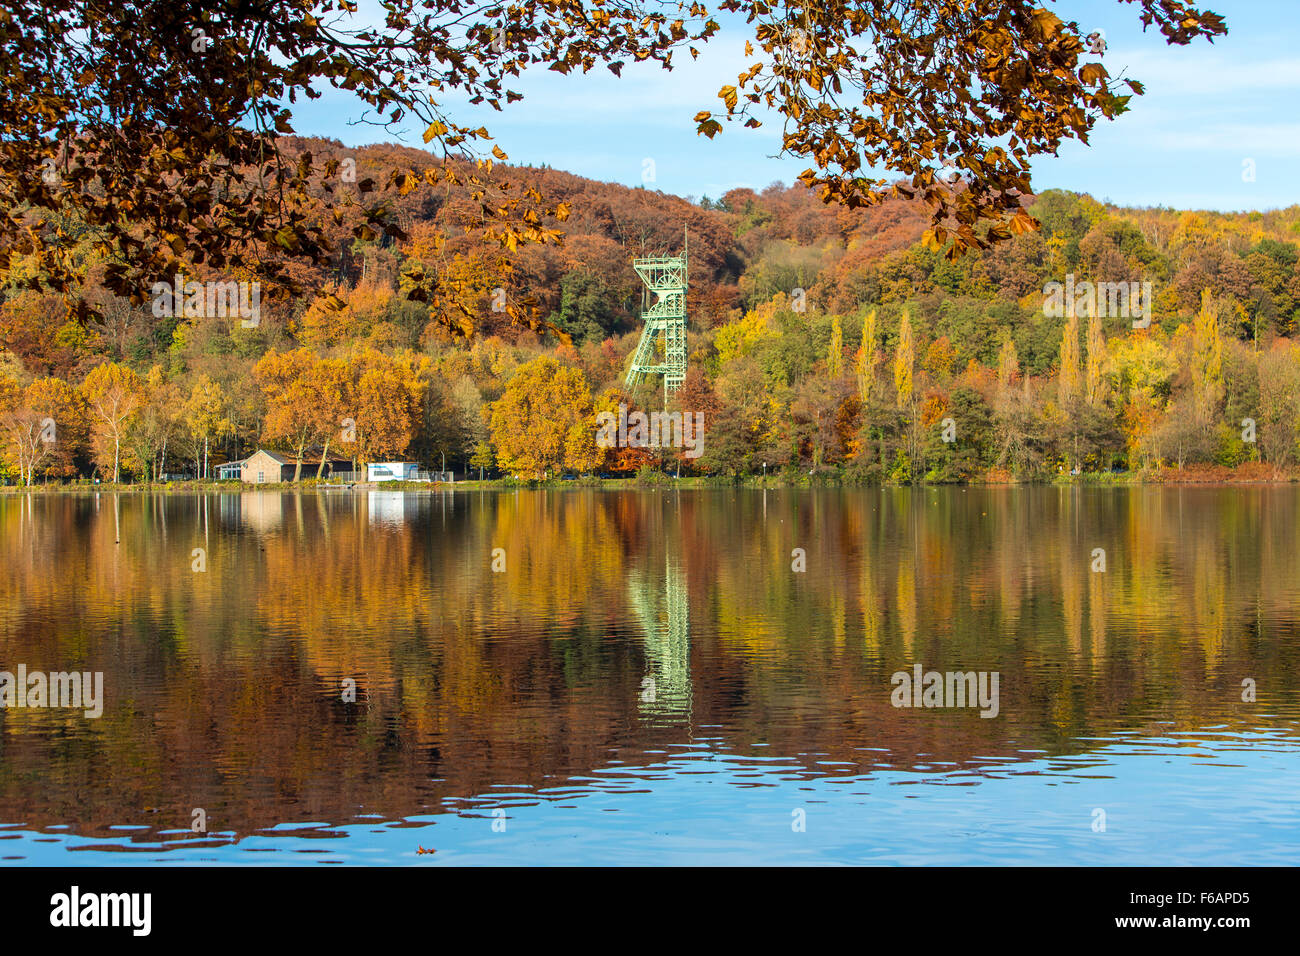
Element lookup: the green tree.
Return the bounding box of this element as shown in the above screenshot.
[552,272,619,344]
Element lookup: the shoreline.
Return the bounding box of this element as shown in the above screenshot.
[2,466,1296,494]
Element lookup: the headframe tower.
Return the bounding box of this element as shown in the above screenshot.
[625,229,688,401]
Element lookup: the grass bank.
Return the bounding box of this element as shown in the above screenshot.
[3,462,1296,494]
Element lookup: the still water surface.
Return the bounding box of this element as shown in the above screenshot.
[1,487,1298,864]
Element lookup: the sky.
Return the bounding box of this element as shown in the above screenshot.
[287,0,1298,212]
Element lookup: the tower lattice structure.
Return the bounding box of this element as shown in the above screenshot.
[625,236,688,398]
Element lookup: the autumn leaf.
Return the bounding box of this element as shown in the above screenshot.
[1079,63,1109,86]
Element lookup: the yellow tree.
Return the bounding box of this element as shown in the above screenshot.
[1085,310,1107,407]
[79,361,143,483]
[307,357,352,477]
[893,311,914,410]
[1110,334,1179,468]
[21,376,88,480]
[0,376,89,484]
[127,366,184,481]
[856,309,878,403]
[1059,304,1082,404]
[0,376,44,485]
[827,315,843,378]
[997,338,1020,393]
[564,420,604,474]
[294,281,395,349]
[488,357,596,478]
[1191,289,1225,420]
[182,375,236,479]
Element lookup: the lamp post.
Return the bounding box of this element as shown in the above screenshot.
[763,461,767,480]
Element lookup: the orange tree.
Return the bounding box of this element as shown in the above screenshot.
[254,349,349,480]
[347,350,428,463]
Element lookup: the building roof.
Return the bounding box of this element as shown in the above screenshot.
[250,449,292,464]
[250,448,351,465]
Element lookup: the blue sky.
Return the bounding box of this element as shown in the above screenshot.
[289,0,1297,212]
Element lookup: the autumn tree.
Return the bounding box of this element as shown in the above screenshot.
[255,350,346,481]
[1059,306,1082,405]
[826,315,844,378]
[0,375,90,483]
[469,439,496,477]
[488,357,598,478]
[22,376,88,479]
[294,283,390,350]
[348,350,428,463]
[1190,289,1225,420]
[1085,310,1107,407]
[997,338,1020,393]
[1110,334,1178,469]
[182,375,236,479]
[0,375,49,484]
[1256,346,1300,469]
[893,312,914,410]
[127,366,185,481]
[923,335,957,379]
[79,362,143,483]
[449,375,491,466]
[856,309,878,404]
[992,338,1041,473]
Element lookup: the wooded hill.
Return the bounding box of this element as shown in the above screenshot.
[3,137,1299,483]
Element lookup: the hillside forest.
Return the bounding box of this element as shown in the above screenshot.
[3,137,1299,485]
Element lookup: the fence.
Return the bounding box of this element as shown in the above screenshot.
[325,470,456,483]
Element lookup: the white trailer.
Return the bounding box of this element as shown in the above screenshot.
[367,461,420,482]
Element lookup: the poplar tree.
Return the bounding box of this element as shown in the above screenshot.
[894,312,914,411]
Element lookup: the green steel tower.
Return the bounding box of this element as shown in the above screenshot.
[625,232,688,399]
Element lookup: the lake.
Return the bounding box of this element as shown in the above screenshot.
[1,486,1298,864]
